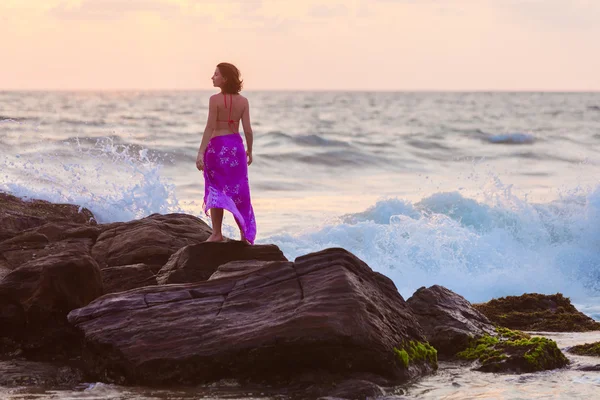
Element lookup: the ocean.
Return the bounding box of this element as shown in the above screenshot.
[1,91,599,398]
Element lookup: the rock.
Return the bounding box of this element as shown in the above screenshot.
[91,213,212,271]
[68,248,435,386]
[102,263,159,294]
[473,293,600,332]
[0,215,100,275]
[30,222,100,242]
[0,241,103,358]
[0,360,84,387]
[156,241,288,284]
[567,342,600,357]
[406,285,496,358]
[0,337,21,356]
[0,299,26,342]
[0,231,96,273]
[325,379,386,399]
[456,328,569,373]
[0,231,50,271]
[0,192,95,242]
[209,260,293,281]
[578,364,600,371]
[0,266,10,281]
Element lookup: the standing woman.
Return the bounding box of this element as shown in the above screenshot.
[196,63,256,244]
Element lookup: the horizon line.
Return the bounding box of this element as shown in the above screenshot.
[1,88,600,93]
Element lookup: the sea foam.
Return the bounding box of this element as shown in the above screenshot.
[265,182,600,309]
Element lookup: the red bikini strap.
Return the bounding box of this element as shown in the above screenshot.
[228,94,233,124]
[222,93,234,131]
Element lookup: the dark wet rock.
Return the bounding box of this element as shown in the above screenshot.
[0,231,50,271]
[567,341,600,357]
[1,233,95,274]
[457,328,569,373]
[31,222,100,242]
[406,285,496,358]
[473,293,600,332]
[156,241,288,284]
[68,248,434,386]
[0,360,85,387]
[577,364,600,371]
[325,379,386,399]
[0,241,103,358]
[91,213,212,271]
[0,265,10,281]
[0,297,26,341]
[0,192,95,242]
[0,223,99,274]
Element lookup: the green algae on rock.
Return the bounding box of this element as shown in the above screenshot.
[457,327,568,373]
[394,341,438,370]
[568,342,600,357]
[473,293,600,332]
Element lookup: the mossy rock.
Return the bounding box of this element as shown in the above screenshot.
[568,342,600,357]
[456,327,569,373]
[394,341,438,370]
[473,293,600,332]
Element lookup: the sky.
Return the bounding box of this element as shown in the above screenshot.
[1,0,599,91]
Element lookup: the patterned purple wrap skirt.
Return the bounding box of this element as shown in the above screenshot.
[203,132,256,244]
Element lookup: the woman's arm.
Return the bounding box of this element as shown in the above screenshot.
[241,98,254,165]
[196,95,218,170]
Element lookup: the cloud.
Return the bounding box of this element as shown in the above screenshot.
[49,0,182,20]
[238,0,263,14]
[373,0,440,3]
[493,0,600,31]
[361,0,462,17]
[307,4,348,18]
[189,0,263,15]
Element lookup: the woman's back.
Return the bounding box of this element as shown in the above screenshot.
[213,93,247,137]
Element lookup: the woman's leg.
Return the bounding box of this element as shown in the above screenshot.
[206,208,224,242]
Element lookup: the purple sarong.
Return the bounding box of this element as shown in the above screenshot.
[203,132,256,244]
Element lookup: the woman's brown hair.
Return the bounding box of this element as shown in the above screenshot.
[217,62,243,94]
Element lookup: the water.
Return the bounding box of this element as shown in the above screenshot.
[1,91,599,398]
[404,331,600,399]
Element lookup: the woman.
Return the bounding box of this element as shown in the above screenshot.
[196,62,256,244]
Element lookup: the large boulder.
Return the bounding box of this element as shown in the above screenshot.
[0,229,98,273]
[68,248,436,386]
[473,293,600,332]
[156,241,288,284]
[406,285,495,358]
[0,192,95,242]
[0,193,99,274]
[0,240,103,358]
[90,213,213,293]
[91,213,212,270]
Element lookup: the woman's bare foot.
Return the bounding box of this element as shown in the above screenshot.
[205,233,225,242]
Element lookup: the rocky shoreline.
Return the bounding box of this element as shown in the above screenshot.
[1,192,598,399]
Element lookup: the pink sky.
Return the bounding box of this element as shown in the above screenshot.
[2,0,599,91]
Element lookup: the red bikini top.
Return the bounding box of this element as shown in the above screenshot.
[216,93,236,132]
